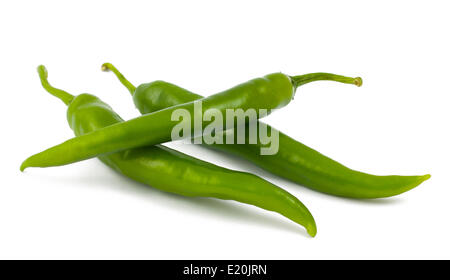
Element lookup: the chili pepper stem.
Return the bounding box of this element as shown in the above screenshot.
[101,63,136,95]
[37,65,74,105]
[290,73,362,90]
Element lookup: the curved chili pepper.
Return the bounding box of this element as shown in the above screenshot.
[21,68,360,169]
[35,65,317,236]
[102,63,430,199]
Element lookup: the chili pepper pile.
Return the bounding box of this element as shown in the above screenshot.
[21,64,430,237]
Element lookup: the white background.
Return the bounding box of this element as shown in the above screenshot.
[1,0,448,259]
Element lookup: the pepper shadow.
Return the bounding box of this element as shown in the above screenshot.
[43,159,312,238]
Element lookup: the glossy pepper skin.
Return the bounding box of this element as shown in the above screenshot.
[102,63,430,199]
[35,65,317,236]
[21,67,361,169]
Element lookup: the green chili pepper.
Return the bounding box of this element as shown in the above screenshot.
[21,67,360,169]
[34,65,317,236]
[102,63,430,199]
